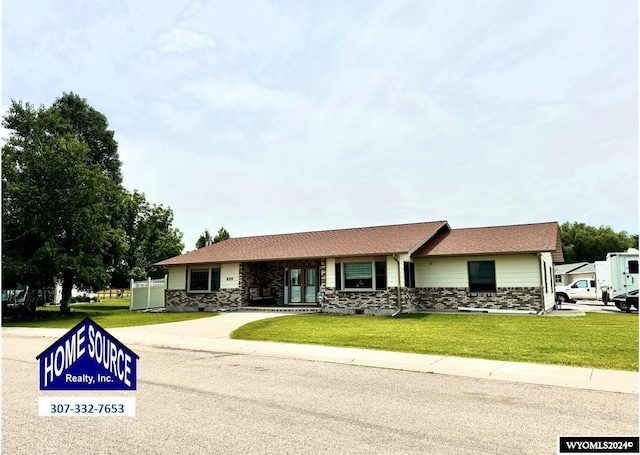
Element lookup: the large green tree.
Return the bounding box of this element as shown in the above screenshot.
[196,229,213,249]
[2,93,185,313]
[560,222,638,263]
[111,190,184,287]
[214,227,230,243]
[196,226,230,249]
[2,94,125,313]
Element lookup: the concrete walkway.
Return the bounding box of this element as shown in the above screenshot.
[4,312,637,394]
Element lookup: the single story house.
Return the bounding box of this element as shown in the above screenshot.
[554,262,595,286]
[156,220,564,314]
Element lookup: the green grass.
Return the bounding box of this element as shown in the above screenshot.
[231,313,639,371]
[2,299,218,329]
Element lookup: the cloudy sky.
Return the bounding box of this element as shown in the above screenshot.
[3,0,638,250]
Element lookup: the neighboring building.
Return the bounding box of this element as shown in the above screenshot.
[554,263,596,286]
[156,221,564,314]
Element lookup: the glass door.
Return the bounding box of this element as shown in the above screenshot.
[288,267,318,304]
[305,268,317,303]
[289,269,302,303]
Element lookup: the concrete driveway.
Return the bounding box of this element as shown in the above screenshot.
[555,299,638,314]
[113,311,286,338]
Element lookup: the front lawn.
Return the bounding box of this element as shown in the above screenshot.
[1,299,218,329]
[231,313,639,371]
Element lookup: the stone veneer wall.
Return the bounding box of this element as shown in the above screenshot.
[166,285,542,312]
[242,262,284,304]
[407,287,543,312]
[165,289,243,312]
[243,259,323,305]
[322,287,401,313]
[321,286,542,313]
[167,259,325,310]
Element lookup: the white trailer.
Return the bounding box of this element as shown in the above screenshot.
[596,249,639,312]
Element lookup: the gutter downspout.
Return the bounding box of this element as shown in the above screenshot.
[392,255,402,317]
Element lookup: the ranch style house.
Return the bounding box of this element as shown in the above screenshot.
[156,220,564,315]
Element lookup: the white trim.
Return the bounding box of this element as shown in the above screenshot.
[187,267,221,293]
[340,260,387,291]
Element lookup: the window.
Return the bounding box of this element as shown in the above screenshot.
[211,268,221,292]
[375,262,387,290]
[189,269,209,291]
[630,261,639,274]
[339,261,387,290]
[468,261,496,292]
[544,264,548,293]
[344,263,373,289]
[188,267,221,292]
[404,262,415,288]
[572,280,588,289]
[555,275,562,284]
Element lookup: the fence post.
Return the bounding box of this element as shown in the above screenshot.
[147,277,151,310]
[129,279,134,310]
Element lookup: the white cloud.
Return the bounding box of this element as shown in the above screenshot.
[3,0,637,245]
[157,27,215,53]
[181,78,307,113]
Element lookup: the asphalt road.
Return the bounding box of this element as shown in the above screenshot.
[3,335,638,455]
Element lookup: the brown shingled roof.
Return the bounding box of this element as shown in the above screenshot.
[157,221,450,265]
[411,222,564,262]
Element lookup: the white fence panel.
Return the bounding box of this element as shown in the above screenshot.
[130,277,166,311]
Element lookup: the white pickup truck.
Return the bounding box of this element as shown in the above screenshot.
[555,279,597,303]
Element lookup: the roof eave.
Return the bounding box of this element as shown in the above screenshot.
[419,250,559,258]
[157,250,423,266]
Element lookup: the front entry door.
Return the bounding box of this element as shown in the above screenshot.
[288,268,317,304]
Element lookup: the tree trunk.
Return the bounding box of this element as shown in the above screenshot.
[60,271,73,314]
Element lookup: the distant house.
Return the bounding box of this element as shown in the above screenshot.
[554,263,596,286]
[156,221,564,314]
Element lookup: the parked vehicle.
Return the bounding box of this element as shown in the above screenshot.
[594,260,612,303]
[555,279,597,303]
[2,286,38,315]
[2,285,56,316]
[594,249,638,312]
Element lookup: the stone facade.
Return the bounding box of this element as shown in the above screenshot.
[166,258,543,313]
[322,287,401,314]
[243,259,322,305]
[165,288,244,312]
[167,259,325,311]
[407,287,543,312]
[242,262,284,304]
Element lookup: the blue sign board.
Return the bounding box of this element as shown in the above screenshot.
[37,318,139,391]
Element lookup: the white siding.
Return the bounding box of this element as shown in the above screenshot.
[220,263,240,289]
[168,263,239,290]
[415,254,542,288]
[167,265,187,290]
[386,256,399,288]
[325,258,336,288]
[415,257,467,288]
[388,254,411,288]
[540,252,556,311]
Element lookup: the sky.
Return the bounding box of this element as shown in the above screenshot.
[3,0,638,251]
